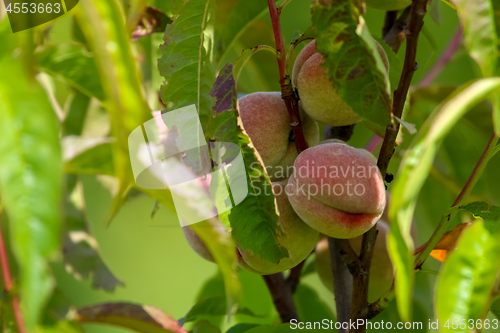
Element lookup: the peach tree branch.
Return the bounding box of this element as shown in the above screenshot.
[352,1,429,330]
[262,273,299,322]
[263,0,309,321]
[267,0,309,153]
[328,238,353,332]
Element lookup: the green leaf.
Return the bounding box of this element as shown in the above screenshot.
[460,202,500,221]
[454,0,498,78]
[293,285,335,323]
[63,137,115,176]
[158,0,216,131]
[76,302,187,333]
[389,78,500,321]
[207,64,288,265]
[0,48,62,329]
[373,36,403,96]
[193,320,221,333]
[436,220,500,331]
[38,321,83,333]
[245,324,293,333]
[311,1,391,128]
[301,258,316,277]
[63,230,124,292]
[64,91,91,136]
[75,0,151,225]
[36,44,105,101]
[181,295,258,324]
[218,0,276,63]
[226,324,260,333]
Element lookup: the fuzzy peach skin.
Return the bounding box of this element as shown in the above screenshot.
[292,39,389,126]
[365,0,411,11]
[238,92,319,181]
[286,142,386,239]
[237,181,320,274]
[315,221,393,302]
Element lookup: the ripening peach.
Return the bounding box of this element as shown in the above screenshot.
[286,142,386,239]
[237,181,320,274]
[238,92,319,181]
[292,39,389,126]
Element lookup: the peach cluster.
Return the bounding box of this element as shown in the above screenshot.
[183,38,391,276]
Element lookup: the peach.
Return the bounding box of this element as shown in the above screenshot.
[238,92,319,180]
[292,39,389,126]
[237,181,320,274]
[286,142,386,239]
[182,226,214,262]
[315,221,393,302]
[365,0,411,11]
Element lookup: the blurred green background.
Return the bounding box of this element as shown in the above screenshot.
[1,0,499,332]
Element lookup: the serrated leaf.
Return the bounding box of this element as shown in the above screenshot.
[436,220,500,332]
[311,1,391,128]
[76,303,187,333]
[158,0,216,131]
[36,44,105,101]
[207,63,288,265]
[454,0,498,78]
[0,48,62,330]
[389,78,500,321]
[460,201,500,221]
